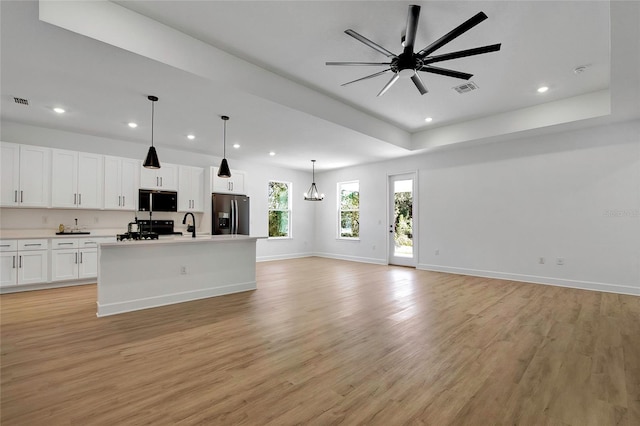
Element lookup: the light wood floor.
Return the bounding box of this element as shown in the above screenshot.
[1,257,638,425]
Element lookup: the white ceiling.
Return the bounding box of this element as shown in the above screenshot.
[0,1,632,172]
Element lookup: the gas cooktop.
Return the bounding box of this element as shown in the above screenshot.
[116,231,159,241]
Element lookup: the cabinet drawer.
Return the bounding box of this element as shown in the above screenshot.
[0,240,18,252]
[79,237,114,248]
[51,239,79,249]
[18,239,49,251]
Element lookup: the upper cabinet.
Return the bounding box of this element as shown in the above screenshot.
[140,162,178,191]
[104,156,140,210]
[178,166,204,212]
[0,142,51,208]
[51,149,103,209]
[211,167,246,195]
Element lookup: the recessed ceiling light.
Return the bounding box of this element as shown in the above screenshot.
[53,107,65,114]
[537,86,549,93]
[187,134,195,140]
[269,151,276,156]
[425,117,433,123]
[233,143,240,149]
[128,122,138,128]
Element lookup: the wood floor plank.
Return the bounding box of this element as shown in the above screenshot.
[1,257,638,425]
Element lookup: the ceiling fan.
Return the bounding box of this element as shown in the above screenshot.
[326,5,501,96]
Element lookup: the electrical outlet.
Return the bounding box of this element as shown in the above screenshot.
[180,266,187,275]
[556,258,565,266]
[539,257,545,264]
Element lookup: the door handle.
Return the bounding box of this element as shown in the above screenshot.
[74,193,77,205]
[80,252,83,263]
[14,190,17,202]
[12,255,16,269]
[20,190,23,203]
[24,243,41,247]
[19,255,22,268]
[118,196,121,206]
[78,193,82,205]
[160,177,163,187]
[75,252,78,264]
[122,196,125,207]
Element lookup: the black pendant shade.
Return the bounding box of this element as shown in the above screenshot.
[143,95,161,169]
[217,115,232,178]
[304,160,324,201]
[143,146,160,169]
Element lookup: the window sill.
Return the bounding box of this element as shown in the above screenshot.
[268,237,292,241]
[337,237,360,242]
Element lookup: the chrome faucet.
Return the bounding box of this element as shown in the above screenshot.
[182,212,196,238]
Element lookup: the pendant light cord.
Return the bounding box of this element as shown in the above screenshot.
[223,119,226,158]
[151,100,155,147]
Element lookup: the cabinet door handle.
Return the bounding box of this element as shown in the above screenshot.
[0,244,10,247]
[80,252,83,263]
[79,194,82,205]
[160,177,163,187]
[20,191,23,203]
[122,196,125,207]
[14,190,17,202]
[19,255,22,268]
[74,193,77,205]
[118,195,121,206]
[59,242,74,246]
[75,252,78,264]
[24,243,41,247]
[12,256,16,269]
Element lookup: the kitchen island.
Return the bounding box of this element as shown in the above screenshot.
[97,235,262,317]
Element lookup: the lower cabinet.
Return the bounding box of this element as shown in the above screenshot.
[51,238,107,282]
[0,239,49,287]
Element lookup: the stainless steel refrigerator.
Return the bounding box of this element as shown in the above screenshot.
[212,193,250,235]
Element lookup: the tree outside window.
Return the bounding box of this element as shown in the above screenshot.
[268,181,291,238]
[338,181,359,239]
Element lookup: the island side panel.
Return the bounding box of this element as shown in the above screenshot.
[97,240,257,316]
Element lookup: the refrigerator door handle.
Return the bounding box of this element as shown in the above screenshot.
[234,200,239,234]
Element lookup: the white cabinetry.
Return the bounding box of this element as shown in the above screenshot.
[0,142,51,207]
[0,239,49,287]
[51,149,103,209]
[178,166,204,212]
[50,238,112,282]
[140,163,178,190]
[211,167,246,194]
[104,156,139,210]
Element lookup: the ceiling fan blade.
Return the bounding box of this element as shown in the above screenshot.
[419,65,473,80]
[377,73,400,97]
[403,5,421,53]
[326,62,392,66]
[345,29,397,58]
[422,43,501,64]
[411,73,428,95]
[341,69,391,86]
[416,11,488,58]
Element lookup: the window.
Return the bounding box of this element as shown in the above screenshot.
[338,181,359,239]
[268,181,291,238]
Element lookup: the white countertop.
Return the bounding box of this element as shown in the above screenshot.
[101,234,265,247]
[0,229,121,240]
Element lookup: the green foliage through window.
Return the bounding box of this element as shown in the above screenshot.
[268,181,290,237]
[339,181,359,238]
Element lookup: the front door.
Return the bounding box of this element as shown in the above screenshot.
[389,173,417,267]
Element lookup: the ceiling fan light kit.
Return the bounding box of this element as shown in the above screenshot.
[327,5,501,97]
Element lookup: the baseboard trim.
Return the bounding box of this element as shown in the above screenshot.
[314,252,387,265]
[256,252,313,262]
[96,281,256,317]
[417,264,640,296]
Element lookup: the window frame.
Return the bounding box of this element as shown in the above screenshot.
[267,180,292,239]
[337,180,360,240]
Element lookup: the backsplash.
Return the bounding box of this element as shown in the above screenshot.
[0,208,204,233]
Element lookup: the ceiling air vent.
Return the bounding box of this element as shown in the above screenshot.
[13,97,29,106]
[453,82,479,94]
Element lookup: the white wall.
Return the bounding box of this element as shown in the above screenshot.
[0,121,315,261]
[314,120,640,295]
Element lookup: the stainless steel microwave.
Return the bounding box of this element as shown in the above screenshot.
[138,189,178,212]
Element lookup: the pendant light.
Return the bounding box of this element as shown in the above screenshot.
[143,95,161,169]
[304,160,324,201]
[217,115,231,178]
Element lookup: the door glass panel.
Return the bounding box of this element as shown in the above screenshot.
[393,180,413,258]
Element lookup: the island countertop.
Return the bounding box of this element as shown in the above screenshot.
[100,234,265,247]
